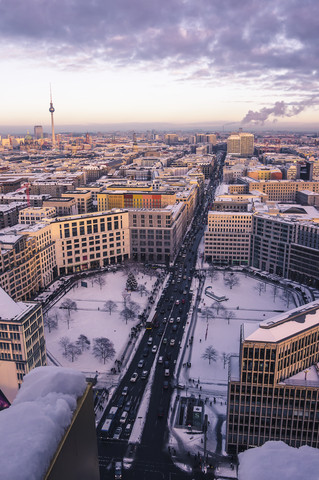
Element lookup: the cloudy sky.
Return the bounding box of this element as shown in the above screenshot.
[1,0,319,131]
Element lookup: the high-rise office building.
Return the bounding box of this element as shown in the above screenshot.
[34,125,43,140]
[227,300,319,454]
[227,132,254,155]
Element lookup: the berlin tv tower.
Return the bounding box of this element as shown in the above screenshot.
[49,84,56,147]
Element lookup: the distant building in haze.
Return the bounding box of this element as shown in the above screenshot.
[34,125,43,140]
[227,132,254,156]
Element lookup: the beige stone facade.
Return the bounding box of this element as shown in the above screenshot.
[204,211,252,265]
[50,210,130,275]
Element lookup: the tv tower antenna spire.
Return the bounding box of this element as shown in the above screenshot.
[49,84,56,147]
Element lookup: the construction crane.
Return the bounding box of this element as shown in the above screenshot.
[15,182,31,207]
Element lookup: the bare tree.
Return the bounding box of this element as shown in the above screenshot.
[224,274,240,290]
[94,275,106,290]
[212,301,226,316]
[223,309,236,324]
[92,337,115,364]
[272,284,279,302]
[66,342,82,362]
[104,300,118,315]
[254,282,264,296]
[43,314,58,333]
[208,265,219,282]
[201,306,215,321]
[138,284,148,297]
[60,298,77,329]
[202,346,218,365]
[222,352,230,369]
[59,336,71,356]
[120,306,137,324]
[76,334,90,352]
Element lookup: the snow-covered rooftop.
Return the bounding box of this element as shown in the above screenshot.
[0,366,87,480]
[281,364,319,388]
[238,441,319,480]
[0,287,30,320]
[245,300,319,343]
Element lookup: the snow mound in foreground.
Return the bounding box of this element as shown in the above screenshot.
[0,366,86,480]
[239,441,319,480]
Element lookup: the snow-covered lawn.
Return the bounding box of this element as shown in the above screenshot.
[182,271,292,388]
[170,270,298,463]
[44,269,158,376]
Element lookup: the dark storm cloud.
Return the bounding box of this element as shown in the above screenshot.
[1,0,319,91]
[241,98,318,124]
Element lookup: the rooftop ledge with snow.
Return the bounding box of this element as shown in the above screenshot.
[0,366,87,480]
[243,299,319,344]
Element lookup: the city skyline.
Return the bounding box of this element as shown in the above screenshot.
[1,0,319,130]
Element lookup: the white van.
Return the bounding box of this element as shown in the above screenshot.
[120,411,128,424]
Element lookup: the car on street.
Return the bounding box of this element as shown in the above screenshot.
[163,338,167,344]
[163,380,169,389]
[147,337,153,345]
[124,424,132,437]
[138,359,144,368]
[170,339,175,346]
[141,370,148,379]
[176,317,181,323]
[152,345,157,353]
[114,461,122,479]
[143,347,149,357]
[175,300,180,305]
[120,411,128,423]
[172,325,177,332]
[121,386,128,396]
[169,317,174,323]
[158,356,163,364]
[113,427,122,440]
[130,372,138,382]
[124,399,132,412]
[164,369,170,376]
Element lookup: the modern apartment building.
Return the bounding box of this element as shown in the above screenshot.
[129,203,187,264]
[227,301,319,454]
[50,210,130,275]
[18,206,56,224]
[0,223,56,301]
[61,190,93,214]
[227,133,254,156]
[97,190,176,211]
[204,212,252,265]
[250,214,319,287]
[43,197,77,216]
[246,179,319,202]
[0,287,46,401]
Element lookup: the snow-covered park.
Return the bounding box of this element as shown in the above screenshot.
[44,267,159,377]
